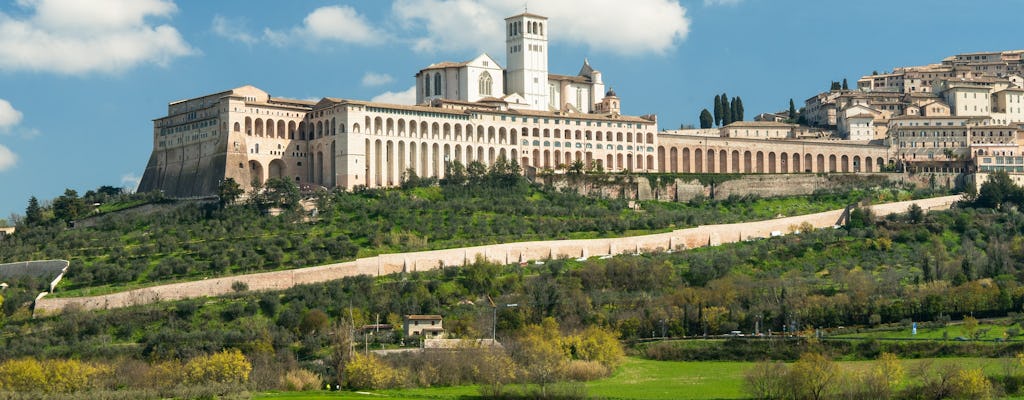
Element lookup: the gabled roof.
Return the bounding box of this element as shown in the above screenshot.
[406,314,443,320]
[578,58,595,77]
[505,12,548,20]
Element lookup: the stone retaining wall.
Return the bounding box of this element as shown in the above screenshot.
[33,195,961,316]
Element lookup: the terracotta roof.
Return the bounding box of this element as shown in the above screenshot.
[724,121,796,128]
[421,61,469,71]
[406,315,443,320]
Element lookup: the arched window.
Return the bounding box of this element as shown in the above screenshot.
[479,72,493,96]
[424,74,431,97]
[538,23,543,36]
[433,72,441,96]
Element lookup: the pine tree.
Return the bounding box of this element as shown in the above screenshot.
[721,92,731,126]
[842,78,849,90]
[734,97,744,122]
[789,99,797,120]
[25,196,42,226]
[713,94,722,126]
[699,109,713,129]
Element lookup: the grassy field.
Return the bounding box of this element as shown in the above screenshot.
[830,318,1024,342]
[255,356,1016,400]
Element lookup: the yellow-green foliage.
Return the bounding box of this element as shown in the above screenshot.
[876,352,904,388]
[0,358,45,392]
[184,349,252,385]
[562,326,625,370]
[950,368,992,400]
[0,358,104,393]
[45,359,108,393]
[345,353,397,389]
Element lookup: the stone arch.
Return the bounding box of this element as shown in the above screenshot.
[756,151,765,173]
[249,160,264,186]
[805,154,813,172]
[719,149,728,173]
[841,155,850,172]
[768,152,777,173]
[681,148,691,172]
[877,157,885,171]
[374,117,384,135]
[233,122,241,132]
[731,150,740,172]
[266,119,275,138]
[792,153,801,173]
[865,156,873,173]
[670,147,679,172]
[387,118,396,136]
[744,151,753,173]
[268,159,285,180]
[817,154,825,172]
[444,123,452,140]
[316,121,323,139]
[278,120,286,139]
[288,121,296,139]
[694,148,703,172]
[658,146,667,172]
[829,154,837,172]
[706,149,715,173]
[255,118,264,136]
[853,155,861,173]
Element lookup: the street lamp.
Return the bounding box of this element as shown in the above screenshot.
[489,296,518,341]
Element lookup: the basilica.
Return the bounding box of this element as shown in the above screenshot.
[138,11,890,198]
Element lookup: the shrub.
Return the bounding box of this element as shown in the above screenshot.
[184,349,252,385]
[282,369,321,391]
[345,353,397,389]
[562,360,609,382]
[0,358,45,392]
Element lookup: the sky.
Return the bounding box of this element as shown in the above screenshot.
[1,0,1022,220]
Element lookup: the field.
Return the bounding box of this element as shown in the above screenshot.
[255,356,1017,400]
[830,318,1024,342]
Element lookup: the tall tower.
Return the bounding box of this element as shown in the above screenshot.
[505,12,549,110]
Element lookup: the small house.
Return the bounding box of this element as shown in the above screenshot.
[404,314,445,338]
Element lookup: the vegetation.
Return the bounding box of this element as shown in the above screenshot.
[699,108,713,129]
[0,172,932,298]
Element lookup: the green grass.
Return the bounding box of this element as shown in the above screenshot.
[255,356,1021,400]
[830,319,1023,342]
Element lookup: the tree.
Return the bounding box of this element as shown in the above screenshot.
[0,358,46,391]
[218,178,244,207]
[345,353,397,389]
[734,96,744,122]
[721,92,731,126]
[744,361,788,400]
[299,309,330,336]
[713,95,722,126]
[512,318,567,396]
[730,97,738,123]
[788,352,838,400]
[262,178,301,210]
[973,170,1023,210]
[24,196,42,226]
[831,81,841,91]
[949,368,993,399]
[962,316,979,339]
[908,203,924,224]
[789,99,798,120]
[52,189,86,223]
[842,78,849,90]
[699,108,713,129]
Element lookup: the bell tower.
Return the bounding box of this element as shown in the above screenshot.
[505,12,549,110]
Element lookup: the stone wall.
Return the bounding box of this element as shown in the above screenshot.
[33,195,961,316]
[545,173,963,202]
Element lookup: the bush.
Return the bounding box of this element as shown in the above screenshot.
[561,360,609,382]
[345,353,398,389]
[184,349,252,385]
[0,358,45,392]
[282,369,321,391]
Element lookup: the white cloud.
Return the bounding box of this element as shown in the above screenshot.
[0,143,17,172]
[704,0,742,6]
[264,5,384,46]
[0,99,23,131]
[392,0,690,56]
[362,72,395,86]
[120,172,141,192]
[0,0,195,75]
[371,86,417,105]
[212,15,256,45]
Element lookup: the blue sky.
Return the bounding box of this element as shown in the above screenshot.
[1,0,1021,220]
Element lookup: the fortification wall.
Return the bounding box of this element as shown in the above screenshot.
[33,195,961,316]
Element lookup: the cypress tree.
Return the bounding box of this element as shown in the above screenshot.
[25,196,42,226]
[721,92,731,125]
[730,97,738,123]
[788,99,797,120]
[735,97,744,122]
[842,78,849,90]
[699,109,713,129]
[713,94,722,126]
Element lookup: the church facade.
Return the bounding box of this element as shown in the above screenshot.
[138,11,890,198]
